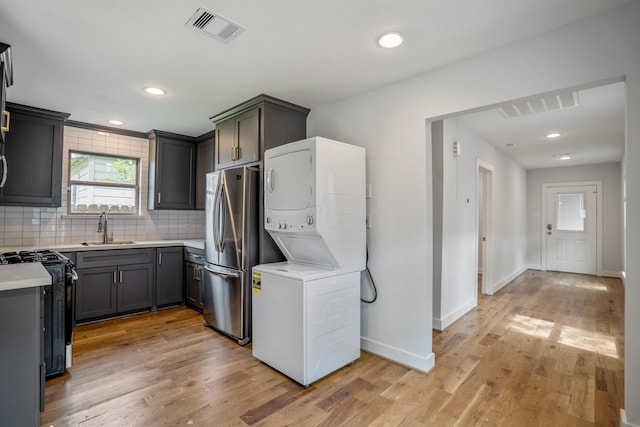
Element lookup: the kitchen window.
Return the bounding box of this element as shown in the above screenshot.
[68,151,139,215]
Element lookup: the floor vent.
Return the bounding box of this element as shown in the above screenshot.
[499,91,579,119]
[185,7,246,43]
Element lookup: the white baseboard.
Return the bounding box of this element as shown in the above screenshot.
[602,270,623,278]
[360,337,435,373]
[433,299,476,331]
[526,264,543,271]
[620,409,639,427]
[492,266,528,294]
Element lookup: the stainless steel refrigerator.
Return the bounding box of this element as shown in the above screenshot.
[203,166,259,345]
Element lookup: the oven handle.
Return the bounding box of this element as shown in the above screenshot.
[0,155,7,188]
[66,269,79,281]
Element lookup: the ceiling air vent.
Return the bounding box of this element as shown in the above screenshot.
[185,7,246,43]
[498,90,579,119]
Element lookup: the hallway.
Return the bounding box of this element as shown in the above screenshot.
[433,270,624,425]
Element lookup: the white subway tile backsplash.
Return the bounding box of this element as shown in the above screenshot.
[0,125,204,248]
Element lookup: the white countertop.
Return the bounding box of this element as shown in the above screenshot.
[0,263,51,292]
[0,239,205,253]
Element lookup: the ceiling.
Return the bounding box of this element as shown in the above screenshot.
[458,81,626,169]
[0,0,633,168]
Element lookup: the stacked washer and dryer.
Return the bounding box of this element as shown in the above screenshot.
[252,136,366,387]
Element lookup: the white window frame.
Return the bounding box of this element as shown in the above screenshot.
[67,150,140,215]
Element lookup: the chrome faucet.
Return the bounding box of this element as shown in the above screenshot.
[97,211,110,244]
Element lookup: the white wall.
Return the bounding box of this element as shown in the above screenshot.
[308,2,640,423]
[432,118,527,330]
[526,163,623,276]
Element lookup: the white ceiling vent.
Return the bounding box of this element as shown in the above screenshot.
[498,91,580,119]
[185,8,246,43]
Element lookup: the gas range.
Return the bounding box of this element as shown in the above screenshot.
[0,249,69,265]
[0,248,76,378]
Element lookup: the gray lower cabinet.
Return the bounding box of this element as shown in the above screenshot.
[185,262,204,310]
[184,246,205,311]
[74,248,155,322]
[155,247,184,306]
[0,286,44,427]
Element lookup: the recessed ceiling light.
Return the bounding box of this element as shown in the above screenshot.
[97,131,110,136]
[546,132,562,139]
[144,87,165,96]
[108,119,124,126]
[378,32,404,48]
[555,153,572,160]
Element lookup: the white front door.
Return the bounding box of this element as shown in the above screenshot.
[545,185,597,274]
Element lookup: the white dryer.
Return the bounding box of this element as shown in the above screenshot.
[252,136,366,386]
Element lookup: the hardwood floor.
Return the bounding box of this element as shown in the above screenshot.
[42,270,624,426]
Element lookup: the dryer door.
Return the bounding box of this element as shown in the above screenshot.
[265,148,313,211]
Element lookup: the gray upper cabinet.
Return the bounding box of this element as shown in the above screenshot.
[0,103,69,206]
[195,131,214,210]
[1,42,12,145]
[210,94,310,171]
[148,130,196,210]
[214,107,260,170]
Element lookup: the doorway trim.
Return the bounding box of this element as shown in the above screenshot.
[541,180,603,276]
[477,159,494,295]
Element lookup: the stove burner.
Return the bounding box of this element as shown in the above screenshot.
[0,249,69,265]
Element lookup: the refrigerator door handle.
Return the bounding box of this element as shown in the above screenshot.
[213,174,224,252]
[204,264,240,278]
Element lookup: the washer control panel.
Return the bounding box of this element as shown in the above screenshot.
[266,214,315,232]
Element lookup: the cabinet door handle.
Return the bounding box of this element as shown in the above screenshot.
[158,252,162,265]
[113,271,117,284]
[236,146,241,160]
[1,110,9,132]
[119,270,123,283]
[158,192,162,203]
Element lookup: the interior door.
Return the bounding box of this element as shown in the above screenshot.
[546,185,596,274]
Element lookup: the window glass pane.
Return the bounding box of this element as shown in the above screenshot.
[69,185,137,214]
[556,193,585,231]
[70,152,136,185]
[68,151,139,215]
